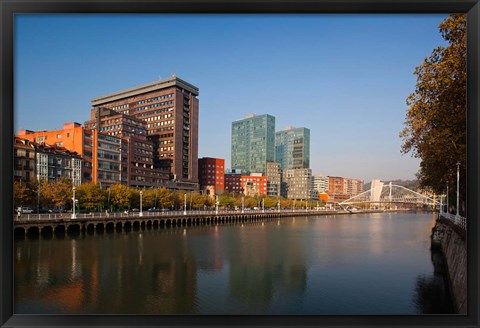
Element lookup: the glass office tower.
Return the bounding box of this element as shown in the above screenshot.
[275,126,310,170]
[231,114,275,174]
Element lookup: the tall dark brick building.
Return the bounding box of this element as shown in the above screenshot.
[91,76,199,189]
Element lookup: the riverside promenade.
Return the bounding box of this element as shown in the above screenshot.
[14,208,390,236]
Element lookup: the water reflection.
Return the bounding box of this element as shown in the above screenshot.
[414,249,455,313]
[14,213,454,314]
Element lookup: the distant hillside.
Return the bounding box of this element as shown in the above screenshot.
[364,179,419,191]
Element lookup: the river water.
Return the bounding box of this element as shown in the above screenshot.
[14,212,454,314]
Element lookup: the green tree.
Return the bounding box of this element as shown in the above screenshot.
[13,181,30,208]
[141,188,157,209]
[29,178,47,212]
[157,187,174,209]
[263,196,277,209]
[244,196,257,209]
[76,183,106,211]
[400,14,466,206]
[130,189,140,209]
[218,194,235,209]
[109,184,132,210]
[43,177,73,208]
[191,192,209,209]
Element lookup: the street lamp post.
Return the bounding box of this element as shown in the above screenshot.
[262,198,265,213]
[107,187,111,212]
[140,190,143,217]
[215,195,219,215]
[456,162,460,219]
[241,196,244,213]
[72,186,76,219]
[446,182,449,214]
[184,193,187,215]
[37,179,41,214]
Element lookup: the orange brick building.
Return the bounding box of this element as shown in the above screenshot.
[18,122,93,183]
[327,176,364,203]
[241,174,268,197]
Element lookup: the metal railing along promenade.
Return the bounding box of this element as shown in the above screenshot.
[438,210,467,230]
[14,208,345,222]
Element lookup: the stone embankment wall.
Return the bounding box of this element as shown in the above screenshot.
[431,218,467,314]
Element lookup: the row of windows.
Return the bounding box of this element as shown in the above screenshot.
[97,151,119,161]
[99,142,120,151]
[208,170,222,174]
[98,134,121,144]
[136,100,174,111]
[100,125,147,135]
[15,149,34,158]
[227,186,243,190]
[134,156,152,163]
[136,107,174,118]
[137,93,173,105]
[205,164,224,168]
[112,104,129,111]
[98,172,120,181]
[148,127,174,134]
[136,149,153,157]
[146,113,174,121]
[147,120,174,128]
[98,162,119,171]
[203,175,223,180]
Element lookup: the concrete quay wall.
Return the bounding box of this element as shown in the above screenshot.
[431,218,467,314]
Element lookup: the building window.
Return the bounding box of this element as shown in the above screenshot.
[57,134,62,139]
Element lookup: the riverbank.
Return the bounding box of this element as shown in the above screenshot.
[431,218,467,314]
[14,208,422,237]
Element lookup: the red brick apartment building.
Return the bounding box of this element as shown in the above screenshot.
[84,107,170,188]
[327,176,364,203]
[225,172,267,196]
[198,157,225,195]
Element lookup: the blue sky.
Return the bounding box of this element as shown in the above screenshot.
[14,14,448,183]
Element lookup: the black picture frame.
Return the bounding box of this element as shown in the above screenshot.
[1,1,479,327]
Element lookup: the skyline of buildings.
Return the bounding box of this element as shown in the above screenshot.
[15,75,370,202]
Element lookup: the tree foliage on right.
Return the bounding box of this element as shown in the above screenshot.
[400,14,466,209]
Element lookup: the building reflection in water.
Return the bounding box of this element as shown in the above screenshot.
[14,213,453,315]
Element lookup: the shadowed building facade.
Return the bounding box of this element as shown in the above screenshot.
[91,76,199,190]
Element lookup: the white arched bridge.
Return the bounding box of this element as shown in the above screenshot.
[339,182,439,208]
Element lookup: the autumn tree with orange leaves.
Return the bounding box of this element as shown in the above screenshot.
[400,14,466,211]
